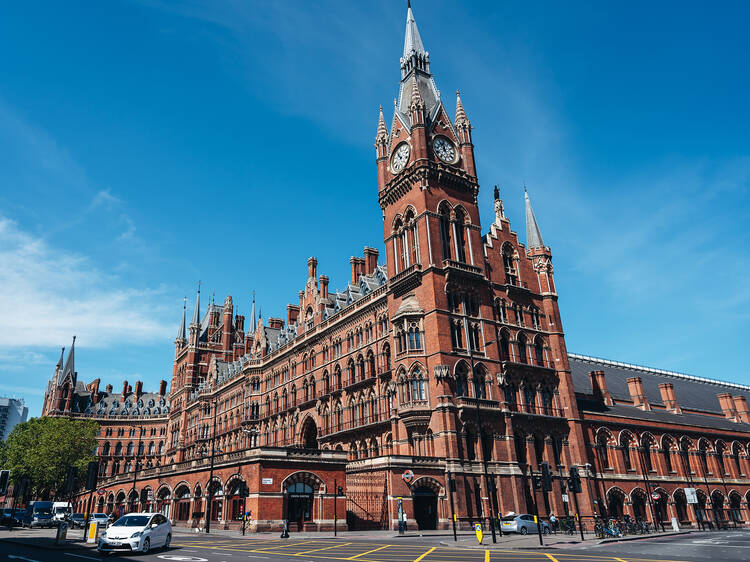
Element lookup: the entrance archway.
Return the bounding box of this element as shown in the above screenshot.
[286,482,314,531]
[606,488,625,519]
[631,489,647,522]
[412,486,437,530]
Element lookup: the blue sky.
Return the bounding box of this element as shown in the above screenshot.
[1,1,749,417]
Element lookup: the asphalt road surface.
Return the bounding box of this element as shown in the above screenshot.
[2,530,750,562]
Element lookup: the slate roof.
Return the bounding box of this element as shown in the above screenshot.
[570,354,750,430]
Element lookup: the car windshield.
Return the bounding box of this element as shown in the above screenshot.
[72,513,85,518]
[112,515,150,527]
[35,509,52,516]
[501,515,517,521]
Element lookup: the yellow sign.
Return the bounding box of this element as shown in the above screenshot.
[533,515,538,524]
[453,514,457,522]
[86,521,99,544]
[474,523,483,544]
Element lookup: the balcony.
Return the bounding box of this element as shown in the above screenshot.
[319,413,390,438]
[390,263,422,297]
[455,396,500,411]
[397,400,432,431]
[443,259,483,282]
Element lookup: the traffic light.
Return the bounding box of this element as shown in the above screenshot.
[85,461,99,491]
[337,486,343,496]
[540,462,553,492]
[532,475,542,490]
[568,466,582,494]
[65,466,78,494]
[0,470,9,496]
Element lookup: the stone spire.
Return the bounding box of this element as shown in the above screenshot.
[455,90,470,127]
[409,74,425,111]
[191,282,201,325]
[524,187,545,249]
[375,105,388,143]
[177,297,187,341]
[249,291,257,333]
[403,2,426,63]
[62,336,76,380]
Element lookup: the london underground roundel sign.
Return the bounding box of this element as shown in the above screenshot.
[402,470,414,483]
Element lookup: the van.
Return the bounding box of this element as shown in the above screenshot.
[21,501,55,528]
[52,502,72,521]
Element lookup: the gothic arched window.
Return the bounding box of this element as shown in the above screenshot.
[438,203,452,261]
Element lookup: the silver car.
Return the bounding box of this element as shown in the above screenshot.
[501,514,551,535]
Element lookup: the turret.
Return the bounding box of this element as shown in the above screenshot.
[222,295,233,358]
[189,283,201,345]
[455,90,476,176]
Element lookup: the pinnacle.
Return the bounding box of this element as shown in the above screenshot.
[376,105,388,140]
[455,90,469,126]
[409,76,424,110]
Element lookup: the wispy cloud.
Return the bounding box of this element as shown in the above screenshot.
[0,217,173,348]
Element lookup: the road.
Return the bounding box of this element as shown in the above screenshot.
[2,529,750,562]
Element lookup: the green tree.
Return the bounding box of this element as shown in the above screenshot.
[0,417,99,498]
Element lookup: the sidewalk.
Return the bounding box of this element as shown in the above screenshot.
[0,527,97,551]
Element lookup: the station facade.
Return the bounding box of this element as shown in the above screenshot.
[43,5,750,532]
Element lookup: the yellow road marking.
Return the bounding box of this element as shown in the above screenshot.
[485,549,490,562]
[614,559,628,562]
[414,547,436,562]
[346,545,392,559]
[545,555,560,562]
[297,543,353,555]
[252,540,323,551]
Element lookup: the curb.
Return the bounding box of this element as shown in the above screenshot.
[598,530,693,544]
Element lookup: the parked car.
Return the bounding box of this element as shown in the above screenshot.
[1,508,19,526]
[53,502,72,522]
[501,513,551,535]
[67,512,87,529]
[89,513,110,528]
[20,501,55,528]
[97,512,171,554]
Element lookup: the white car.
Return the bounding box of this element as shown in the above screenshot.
[97,512,171,555]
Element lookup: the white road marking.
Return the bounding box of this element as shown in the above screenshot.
[8,556,42,562]
[63,555,100,561]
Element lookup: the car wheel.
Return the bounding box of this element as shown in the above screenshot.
[543,526,551,535]
[163,533,171,549]
[520,526,528,535]
[142,538,150,554]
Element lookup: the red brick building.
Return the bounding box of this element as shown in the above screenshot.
[44,5,750,532]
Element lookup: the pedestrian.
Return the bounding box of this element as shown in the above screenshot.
[550,513,558,532]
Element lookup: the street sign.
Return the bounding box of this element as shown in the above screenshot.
[97,488,106,496]
[562,494,569,503]
[651,491,660,501]
[685,488,698,504]
[402,469,414,483]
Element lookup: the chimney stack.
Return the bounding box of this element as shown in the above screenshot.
[135,380,143,400]
[89,379,101,404]
[364,247,379,274]
[717,393,738,420]
[308,257,318,279]
[319,275,329,300]
[658,383,682,414]
[159,380,168,396]
[627,377,651,410]
[105,384,113,394]
[350,256,365,284]
[235,314,244,333]
[589,370,613,406]
[287,304,300,326]
[733,395,750,423]
[121,380,129,401]
[268,317,284,330]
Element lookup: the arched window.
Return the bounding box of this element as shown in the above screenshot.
[126,442,134,456]
[621,434,633,471]
[502,244,517,285]
[499,330,511,360]
[662,438,674,473]
[641,435,653,472]
[454,207,467,263]
[456,363,469,397]
[533,336,545,366]
[541,388,553,415]
[698,440,709,475]
[517,333,528,364]
[523,386,536,412]
[716,442,727,475]
[597,431,610,468]
[438,203,453,261]
[472,367,487,399]
[408,323,422,350]
[497,299,507,323]
[732,443,743,475]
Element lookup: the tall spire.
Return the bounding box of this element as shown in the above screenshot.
[62,336,76,379]
[191,281,201,325]
[249,291,257,333]
[524,187,545,249]
[375,105,388,142]
[177,297,187,341]
[56,347,65,370]
[403,2,425,61]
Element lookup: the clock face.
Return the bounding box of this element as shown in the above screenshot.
[433,136,457,163]
[391,143,410,173]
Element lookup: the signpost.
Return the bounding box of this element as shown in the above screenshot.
[474,523,483,545]
[402,470,414,484]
